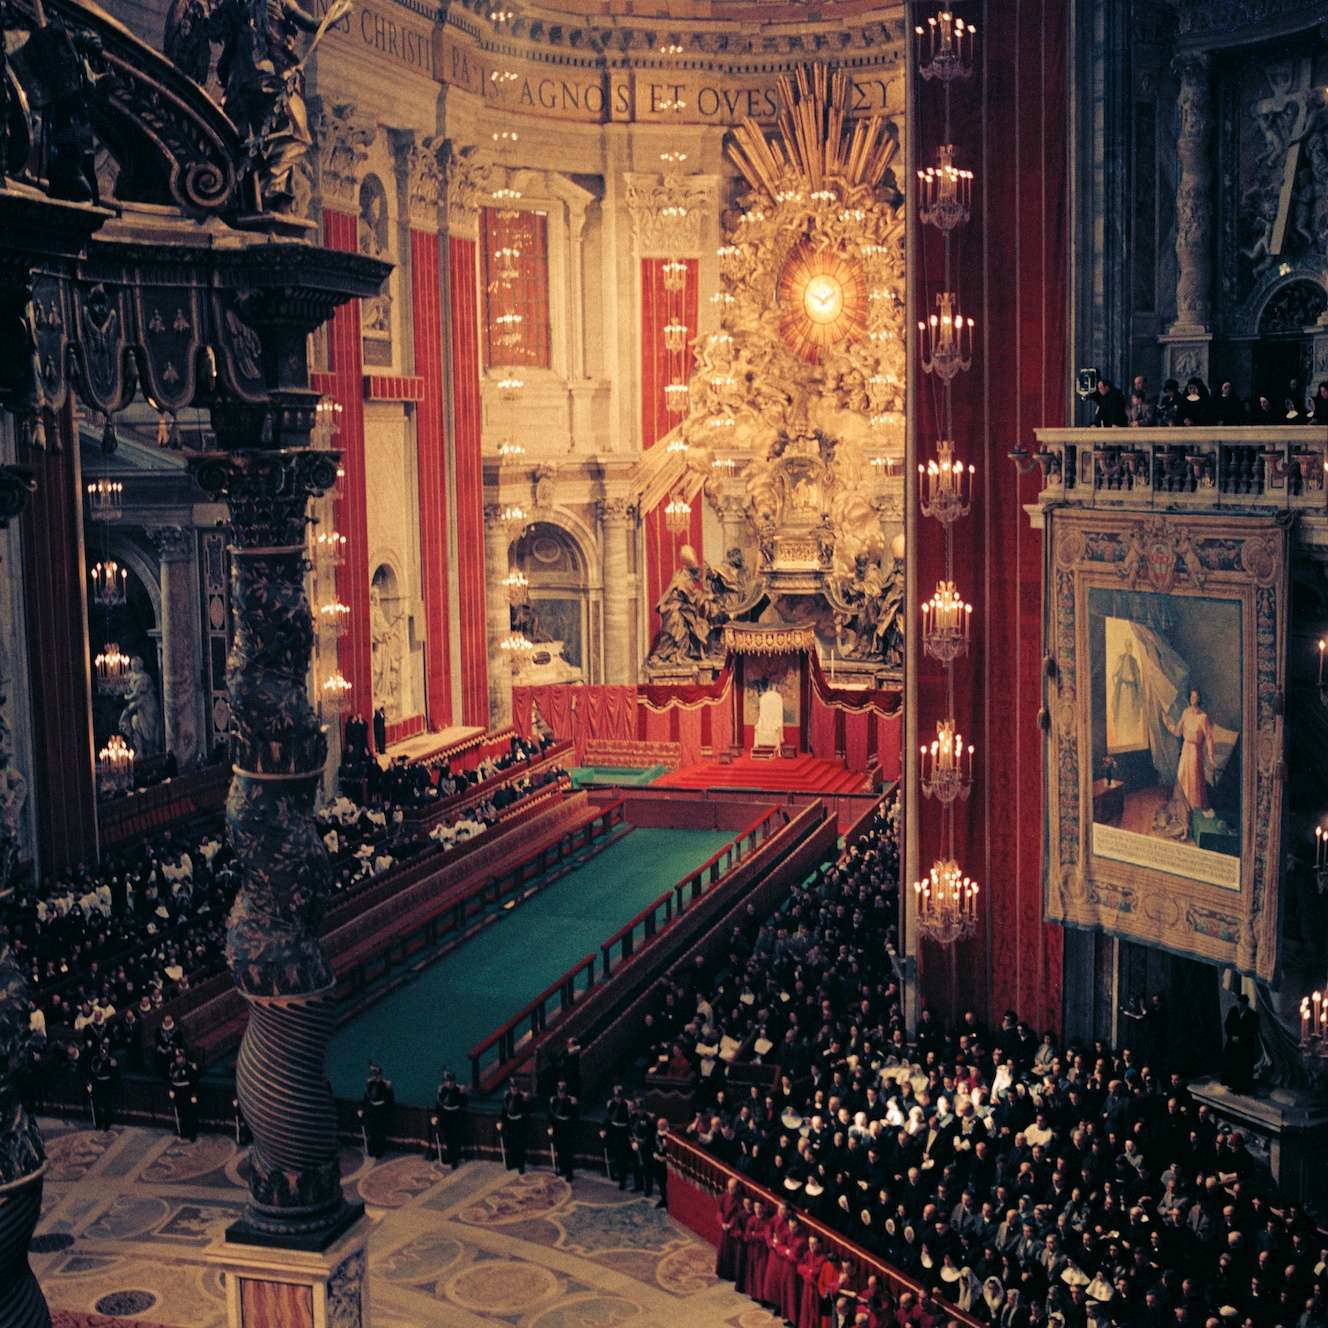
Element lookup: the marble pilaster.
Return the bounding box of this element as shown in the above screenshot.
[483,504,514,726]
[598,498,636,685]
[149,525,203,770]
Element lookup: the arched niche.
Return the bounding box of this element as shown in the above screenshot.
[512,521,589,672]
[370,561,407,721]
[85,540,163,759]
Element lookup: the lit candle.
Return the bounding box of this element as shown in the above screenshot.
[1320,639,1326,687]
[1303,998,1311,1044]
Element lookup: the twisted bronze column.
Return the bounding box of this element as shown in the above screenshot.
[192,429,358,1247]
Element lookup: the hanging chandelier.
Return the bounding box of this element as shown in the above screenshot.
[313,528,346,566]
[916,9,976,82]
[921,580,972,662]
[313,397,342,447]
[502,569,529,604]
[666,435,688,456]
[500,632,535,654]
[919,440,974,524]
[919,291,974,379]
[497,374,524,401]
[97,733,135,793]
[322,672,352,715]
[86,479,123,521]
[1299,987,1328,1080]
[919,145,974,231]
[498,439,526,462]
[664,491,692,534]
[662,259,687,292]
[91,560,128,608]
[914,859,979,944]
[319,601,351,637]
[711,455,736,475]
[664,382,690,416]
[94,642,131,695]
[663,319,688,353]
[920,718,973,803]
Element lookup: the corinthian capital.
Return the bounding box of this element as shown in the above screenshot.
[597,496,635,525]
[623,172,718,257]
[149,526,195,563]
[443,141,481,239]
[312,102,377,213]
[392,130,445,231]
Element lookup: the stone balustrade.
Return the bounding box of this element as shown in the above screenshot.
[1020,426,1328,517]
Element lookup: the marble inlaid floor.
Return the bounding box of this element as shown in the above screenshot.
[31,1122,773,1328]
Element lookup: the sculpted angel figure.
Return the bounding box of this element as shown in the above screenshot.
[165,0,353,212]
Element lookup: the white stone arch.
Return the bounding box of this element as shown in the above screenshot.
[513,513,601,681]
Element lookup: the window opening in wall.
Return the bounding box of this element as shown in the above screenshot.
[481,206,552,370]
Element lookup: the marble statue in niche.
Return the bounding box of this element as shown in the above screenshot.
[118,657,161,755]
[369,580,404,722]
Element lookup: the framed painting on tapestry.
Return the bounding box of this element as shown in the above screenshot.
[1043,510,1288,981]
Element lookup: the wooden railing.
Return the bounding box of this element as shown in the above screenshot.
[402,740,572,828]
[466,953,598,1086]
[335,798,628,1004]
[666,1133,984,1328]
[468,805,792,1093]
[599,806,784,979]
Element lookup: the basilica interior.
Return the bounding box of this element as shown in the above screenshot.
[2,0,1328,1326]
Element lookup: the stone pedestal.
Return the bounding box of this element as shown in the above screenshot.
[1190,1078,1328,1204]
[206,1217,370,1328]
[1158,332,1213,390]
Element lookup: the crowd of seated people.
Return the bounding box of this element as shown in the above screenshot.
[681,801,1327,1328]
[337,717,556,809]
[1091,373,1328,430]
[2,734,564,1090]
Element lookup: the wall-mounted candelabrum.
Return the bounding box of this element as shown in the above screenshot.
[920,718,974,804]
[919,291,973,380]
[921,580,972,662]
[919,440,974,524]
[97,733,135,794]
[918,145,973,231]
[91,559,128,608]
[914,858,979,944]
[916,8,976,82]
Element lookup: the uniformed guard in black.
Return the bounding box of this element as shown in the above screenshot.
[360,1061,394,1158]
[499,1085,528,1174]
[604,1081,632,1189]
[434,1067,468,1169]
[88,1041,117,1132]
[626,1096,652,1193]
[548,1078,578,1180]
[167,1047,199,1142]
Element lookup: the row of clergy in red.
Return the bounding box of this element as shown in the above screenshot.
[715,1180,938,1328]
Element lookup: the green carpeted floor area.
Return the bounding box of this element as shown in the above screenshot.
[568,764,666,788]
[325,825,734,1106]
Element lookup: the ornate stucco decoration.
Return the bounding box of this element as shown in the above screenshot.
[392,131,446,231]
[442,140,482,238]
[623,171,719,256]
[678,66,906,584]
[311,102,377,213]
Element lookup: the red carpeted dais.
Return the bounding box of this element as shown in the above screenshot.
[651,753,869,795]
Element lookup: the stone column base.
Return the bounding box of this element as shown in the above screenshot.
[205,1216,371,1328]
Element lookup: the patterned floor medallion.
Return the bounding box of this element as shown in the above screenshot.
[443,1259,560,1312]
[30,1232,77,1254]
[93,1291,158,1316]
[357,1154,444,1208]
[44,1131,117,1183]
[655,1242,719,1297]
[140,1137,235,1185]
[527,1294,644,1328]
[376,1232,464,1285]
[456,1171,571,1225]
